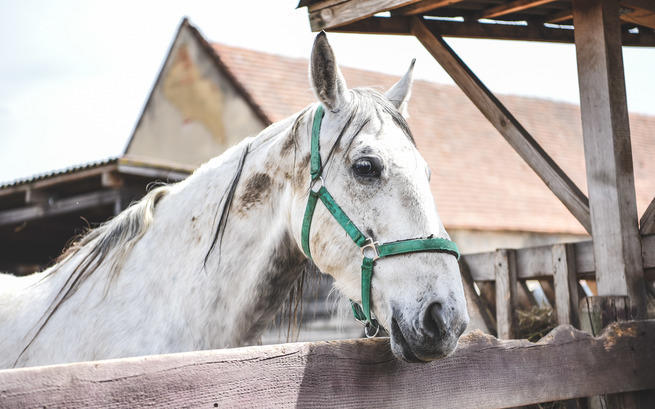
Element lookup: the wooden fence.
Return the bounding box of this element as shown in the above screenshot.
[459,234,655,338]
[1,320,653,408]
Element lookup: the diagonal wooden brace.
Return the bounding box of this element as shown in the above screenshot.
[411,17,592,234]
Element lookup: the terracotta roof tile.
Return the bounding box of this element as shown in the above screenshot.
[211,43,655,235]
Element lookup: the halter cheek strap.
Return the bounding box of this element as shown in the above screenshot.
[301,105,460,337]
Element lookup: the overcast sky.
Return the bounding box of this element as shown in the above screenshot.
[1,0,654,183]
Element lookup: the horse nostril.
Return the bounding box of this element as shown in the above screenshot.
[422,302,446,339]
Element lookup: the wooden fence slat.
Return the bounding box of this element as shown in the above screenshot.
[1,321,654,408]
[495,249,518,338]
[553,243,580,327]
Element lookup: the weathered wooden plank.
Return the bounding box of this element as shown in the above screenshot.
[495,249,518,338]
[478,0,559,20]
[553,243,580,326]
[0,190,120,226]
[462,251,496,281]
[639,197,655,235]
[308,0,422,31]
[573,0,647,316]
[393,0,465,15]
[329,16,655,46]
[411,17,592,233]
[579,296,638,336]
[1,321,653,408]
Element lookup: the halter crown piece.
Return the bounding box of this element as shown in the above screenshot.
[301,105,460,337]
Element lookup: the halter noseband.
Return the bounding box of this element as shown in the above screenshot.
[301,105,460,337]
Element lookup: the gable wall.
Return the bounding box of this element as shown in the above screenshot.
[126,26,266,167]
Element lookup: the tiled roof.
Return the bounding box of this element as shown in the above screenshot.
[212,42,655,235]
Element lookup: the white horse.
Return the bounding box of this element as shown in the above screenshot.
[0,33,468,368]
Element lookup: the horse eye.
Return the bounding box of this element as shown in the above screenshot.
[352,157,381,178]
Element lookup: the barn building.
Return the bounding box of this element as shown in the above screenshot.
[1,18,653,341]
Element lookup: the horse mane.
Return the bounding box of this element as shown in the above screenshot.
[15,185,171,365]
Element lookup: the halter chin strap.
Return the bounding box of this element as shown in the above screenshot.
[301,104,460,337]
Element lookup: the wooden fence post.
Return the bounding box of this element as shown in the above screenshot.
[552,243,579,327]
[494,249,517,339]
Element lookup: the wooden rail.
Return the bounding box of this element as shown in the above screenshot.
[462,234,655,282]
[1,320,653,408]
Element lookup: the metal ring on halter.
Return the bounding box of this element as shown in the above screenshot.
[309,176,324,193]
[361,238,380,261]
[364,321,380,338]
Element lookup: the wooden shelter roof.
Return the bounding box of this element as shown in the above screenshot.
[300,0,655,46]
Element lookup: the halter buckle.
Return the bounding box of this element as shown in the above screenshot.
[309,176,324,194]
[361,239,380,261]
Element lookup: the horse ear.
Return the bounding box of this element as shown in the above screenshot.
[310,31,349,112]
[385,59,415,118]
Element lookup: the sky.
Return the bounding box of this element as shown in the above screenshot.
[1,0,654,183]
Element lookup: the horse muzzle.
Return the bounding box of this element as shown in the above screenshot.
[389,301,469,362]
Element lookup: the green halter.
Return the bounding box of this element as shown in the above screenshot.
[301,105,460,337]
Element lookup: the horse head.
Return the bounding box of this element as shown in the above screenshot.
[290,32,469,362]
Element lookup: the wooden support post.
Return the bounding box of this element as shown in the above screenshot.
[494,249,518,339]
[411,18,592,234]
[573,0,647,316]
[553,243,580,327]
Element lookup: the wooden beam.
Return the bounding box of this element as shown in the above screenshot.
[621,0,655,30]
[328,16,655,46]
[459,259,494,334]
[0,190,120,227]
[639,197,655,235]
[1,321,653,408]
[553,243,580,326]
[478,0,559,20]
[543,9,574,23]
[411,17,593,233]
[393,0,465,16]
[308,0,423,31]
[116,164,189,182]
[573,0,647,316]
[494,249,518,338]
[538,278,556,306]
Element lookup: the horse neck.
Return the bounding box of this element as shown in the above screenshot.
[164,112,311,348]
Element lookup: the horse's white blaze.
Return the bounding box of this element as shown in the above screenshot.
[0,34,467,368]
